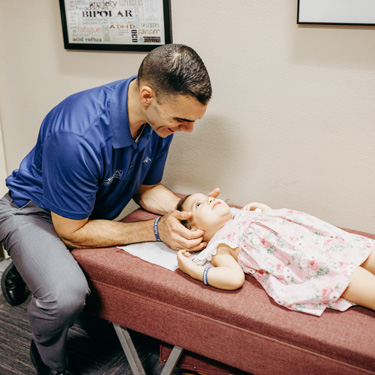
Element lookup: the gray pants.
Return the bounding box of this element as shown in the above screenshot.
[0,193,90,372]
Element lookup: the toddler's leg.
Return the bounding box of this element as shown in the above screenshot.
[360,247,375,275]
[341,267,375,310]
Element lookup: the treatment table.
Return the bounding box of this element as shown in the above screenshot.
[72,207,375,375]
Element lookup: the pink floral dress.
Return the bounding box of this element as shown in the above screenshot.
[193,208,374,316]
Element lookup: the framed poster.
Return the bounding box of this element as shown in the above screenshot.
[297,0,375,26]
[59,0,172,51]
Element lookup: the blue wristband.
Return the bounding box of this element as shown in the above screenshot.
[203,265,212,286]
[154,216,162,242]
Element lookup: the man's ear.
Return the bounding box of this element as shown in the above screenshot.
[139,85,155,107]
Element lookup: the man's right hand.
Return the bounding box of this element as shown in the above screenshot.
[157,210,207,252]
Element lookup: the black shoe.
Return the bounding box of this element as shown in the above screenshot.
[77,312,117,344]
[30,340,80,375]
[1,261,28,306]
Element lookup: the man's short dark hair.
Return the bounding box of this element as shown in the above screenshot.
[138,44,212,105]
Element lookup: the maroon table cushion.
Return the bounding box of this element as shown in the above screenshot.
[72,209,375,375]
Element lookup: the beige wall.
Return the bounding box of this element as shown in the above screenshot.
[0,1,374,231]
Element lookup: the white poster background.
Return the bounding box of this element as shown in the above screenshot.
[298,0,375,24]
[64,0,166,46]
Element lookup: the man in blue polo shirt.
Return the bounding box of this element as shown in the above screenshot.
[0,44,214,375]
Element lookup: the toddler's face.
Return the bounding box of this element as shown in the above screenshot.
[182,193,232,241]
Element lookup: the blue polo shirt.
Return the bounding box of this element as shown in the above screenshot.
[6,76,173,220]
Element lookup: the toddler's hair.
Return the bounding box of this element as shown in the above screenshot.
[176,195,191,229]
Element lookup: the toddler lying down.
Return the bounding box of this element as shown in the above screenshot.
[176,193,375,316]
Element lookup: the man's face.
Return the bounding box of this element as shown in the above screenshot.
[145,94,208,138]
[183,193,232,241]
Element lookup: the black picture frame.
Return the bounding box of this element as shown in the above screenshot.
[297,0,375,26]
[59,0,172,52]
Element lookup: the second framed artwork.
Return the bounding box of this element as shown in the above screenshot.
[59,0,172,51]
[297,0,375,26]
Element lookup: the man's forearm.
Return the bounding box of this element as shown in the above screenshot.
[135,183,180,215]
[54,183,181,249]
[61,219,156,249]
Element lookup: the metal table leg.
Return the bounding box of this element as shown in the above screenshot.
[113,323,147,375]
[112,323,184,375]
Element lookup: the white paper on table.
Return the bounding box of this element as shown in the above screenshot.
[118,242,179,271]
[118,207,242,271]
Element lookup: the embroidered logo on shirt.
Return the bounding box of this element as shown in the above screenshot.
[143,157,152,164]
[103,170,123,186]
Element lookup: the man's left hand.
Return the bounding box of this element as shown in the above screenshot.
[208,187,220,198]
[158,210,207,251]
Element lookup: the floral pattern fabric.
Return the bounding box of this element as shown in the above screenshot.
[193,209,374,316]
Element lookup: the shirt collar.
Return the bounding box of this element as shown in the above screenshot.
[110,75,138,149]
[136,124,153,151]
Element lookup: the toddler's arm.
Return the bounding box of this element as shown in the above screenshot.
[177,244,245,290]
[242,202,272,212]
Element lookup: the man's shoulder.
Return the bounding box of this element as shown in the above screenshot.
[62,78,127,109]
[45,78,133,136]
